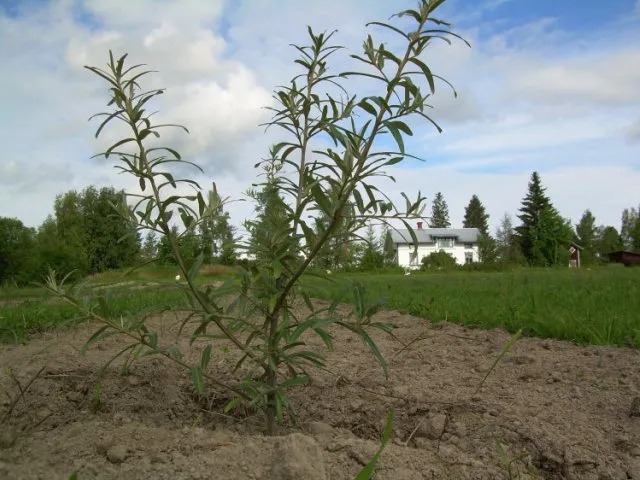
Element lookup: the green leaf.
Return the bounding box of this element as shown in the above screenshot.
[386,120,413,136]
[353,410,395,480]
[475,328,522,393]
[310,183,331,216]
[188,252,204,283]
[301,291,315,313]
[105,138,136,158]
[313,327,334,351]
[80,325,111,355]
[200,344,212,371]
[409,58,436,94]
[360,328,388,378]
[358,98,378,117]
[384,121,405,154]
[190,366,204,393]
[224,397,243,413]
[279,375,309,389]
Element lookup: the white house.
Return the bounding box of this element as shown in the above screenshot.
[390,222,481,269]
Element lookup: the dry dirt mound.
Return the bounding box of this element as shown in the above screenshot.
[0,304,639,479]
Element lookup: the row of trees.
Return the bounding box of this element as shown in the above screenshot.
[429,171,639,267]
[1,186,140,284]
[2,172,638,284]
[0,185,238,285]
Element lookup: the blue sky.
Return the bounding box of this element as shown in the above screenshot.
[1,0,639,235]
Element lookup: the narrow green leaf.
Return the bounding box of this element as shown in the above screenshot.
[409,57,436,94]
[353,410,395,480]
[358,98,378,116]
[310,183,331,215]
[279,375,310,389]
[80,325,111,355]
[188,252,204,283]
[384,121,404,154]
[224,397,243,413]
[475,329,522,393]
[105,138,136,158]
[190,366,204,393]
[360,328,388,378]
[200,344,212,371]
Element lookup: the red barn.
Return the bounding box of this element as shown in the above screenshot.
[607,250,640,267]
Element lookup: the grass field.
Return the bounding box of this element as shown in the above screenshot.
[1,264,639,348]
[308,266,640,348]
[0,264,235,343]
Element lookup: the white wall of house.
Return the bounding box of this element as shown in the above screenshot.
[397,243,480,269]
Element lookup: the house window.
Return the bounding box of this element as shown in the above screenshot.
[464,243,473,249]
[465,252,473,264]
[409,250,419,266]
[436,237,454,249]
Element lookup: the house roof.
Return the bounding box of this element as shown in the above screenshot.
[390,227,481,244]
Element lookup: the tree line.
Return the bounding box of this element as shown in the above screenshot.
[1,171,638,284]
[0,185,237,285]
[428,171,639,267]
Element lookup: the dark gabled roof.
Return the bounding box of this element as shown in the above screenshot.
[390,228,480,244]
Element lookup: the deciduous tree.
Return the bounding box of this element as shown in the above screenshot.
[574,210,598,265]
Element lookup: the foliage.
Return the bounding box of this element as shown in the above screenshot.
[620,207,638,250]
[141,231,157,261]
[574,210,598,265]
[515,172,572,267]
[0,217,38,285]
[620,206,640,251]
[463,194,489,234]
[477,233,498,264]
[359,223,384,271]
[200,187,236,265]
[429,191,451,228]
[46,0,467,439]
[495,213,524,266]
[420,250,457,270]
[596,225,623,259]
[381,225,396,266]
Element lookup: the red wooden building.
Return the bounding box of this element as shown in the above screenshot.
[607,250,640,267]
[568,242,582,268]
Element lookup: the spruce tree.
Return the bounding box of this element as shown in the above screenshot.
[430,192,451,228]
[381,225,396,266]
[463,194,489,234]
[515,171,571,266]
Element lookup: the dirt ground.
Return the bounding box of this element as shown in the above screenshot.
[1,301,639,479]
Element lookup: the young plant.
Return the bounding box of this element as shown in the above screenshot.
[47,0,467,437]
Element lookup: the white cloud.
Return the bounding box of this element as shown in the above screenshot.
[626,119,640,142]
[1,0,639,239]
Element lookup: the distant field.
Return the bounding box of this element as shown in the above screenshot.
[0,264,237,343]
[307,266,640,348]
[1,264,639,348]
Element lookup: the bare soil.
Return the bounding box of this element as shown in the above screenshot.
[1,301,639,479]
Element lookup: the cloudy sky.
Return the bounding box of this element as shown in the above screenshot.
[1,0,639,237]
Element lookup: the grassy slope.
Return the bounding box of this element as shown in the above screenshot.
[1,264,639,348]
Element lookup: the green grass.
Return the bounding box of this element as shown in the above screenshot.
[2,264,639,348]
[304,266,640,348]
[0,264,237,343]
